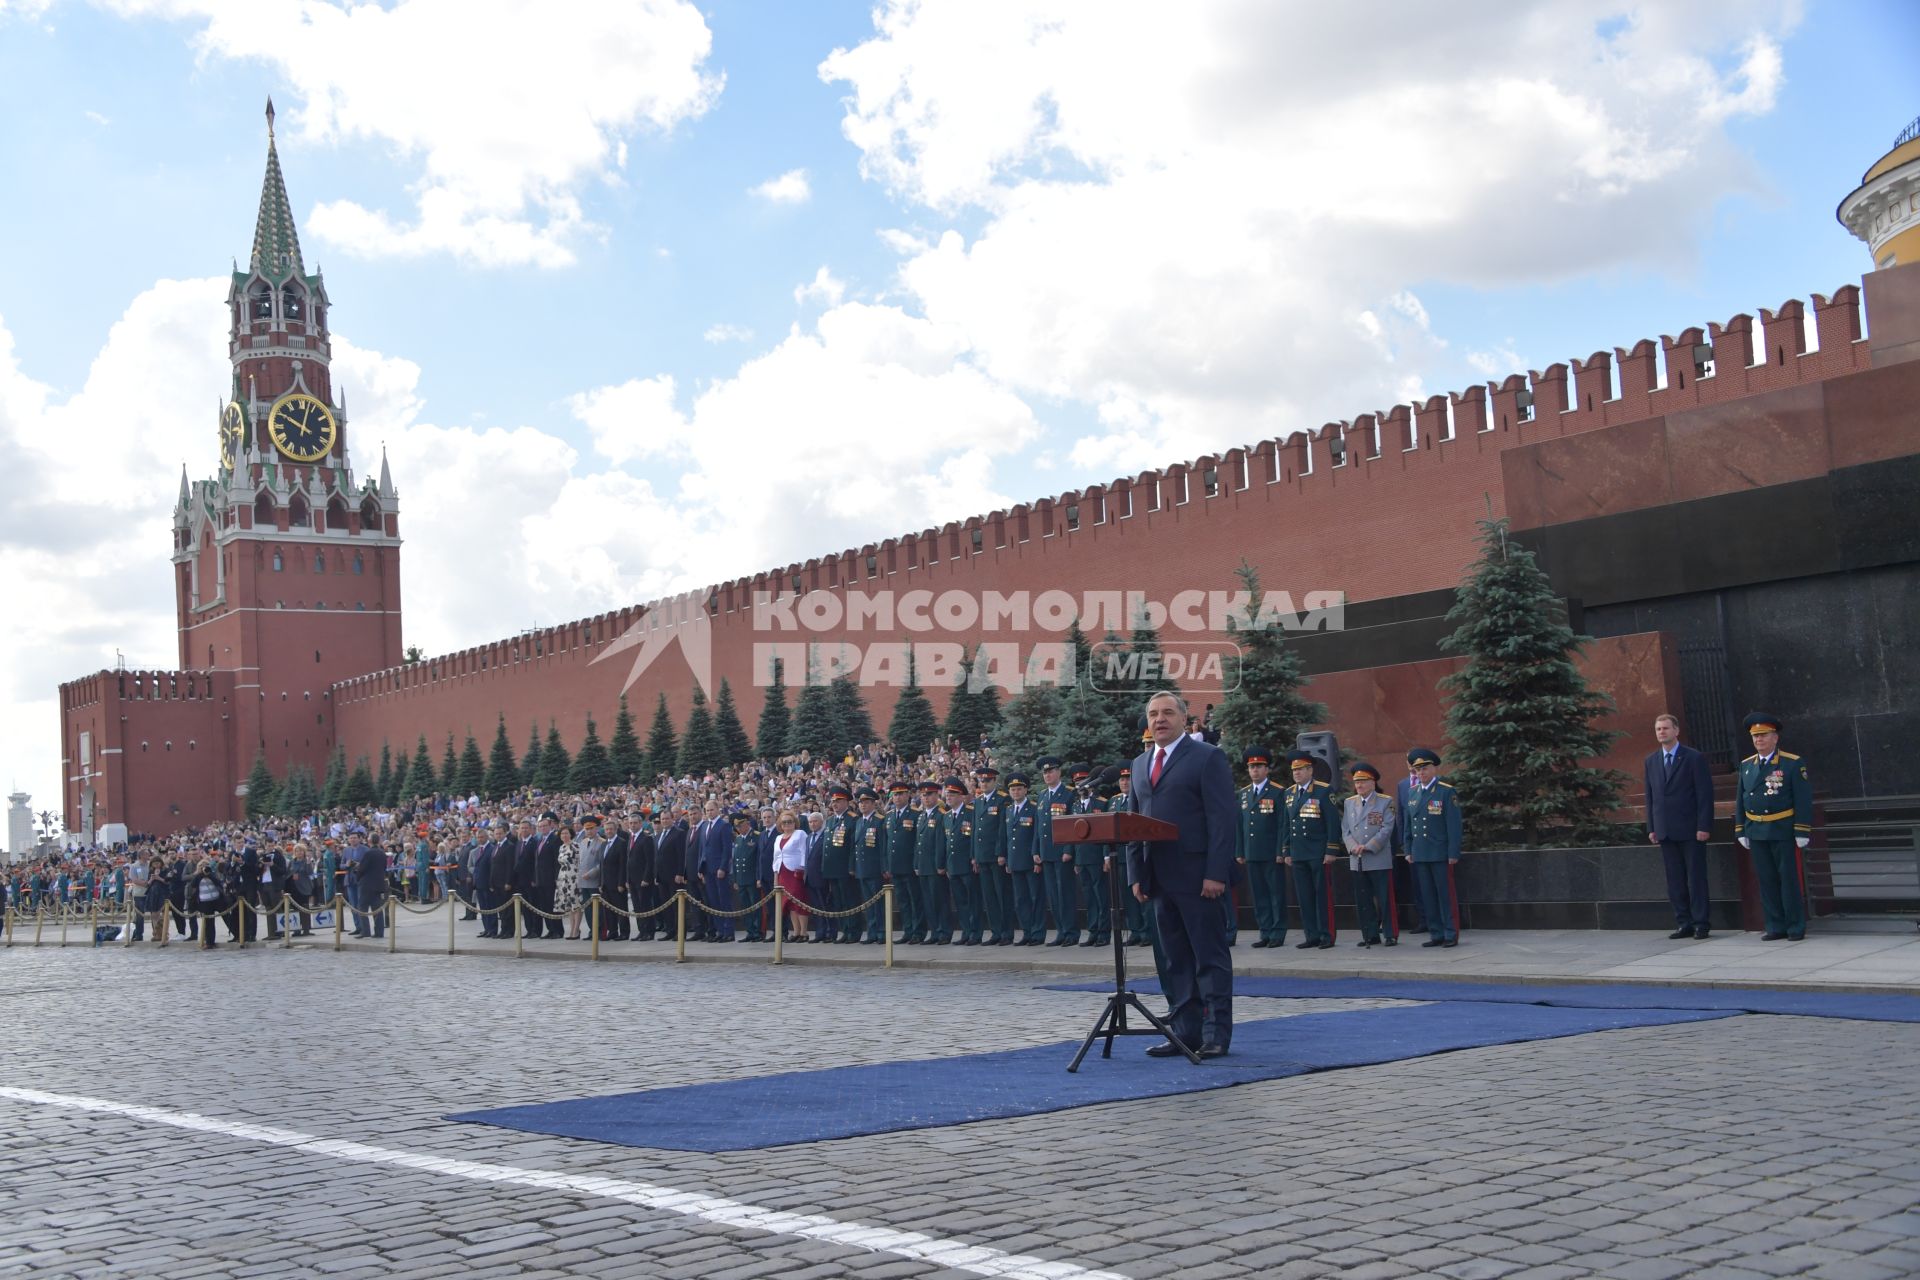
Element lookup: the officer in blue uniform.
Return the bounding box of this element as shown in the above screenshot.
[912,780,946,943]
[1735,712,1812,941]
[1402,747,1463,947]
[1004,771,1044,944]
[819,783,857,943]
[1237,747,1287,948]
[1069,764,1108,946]
[1035,757,1080,946]
[943,778,980,945]
[885,783,920,943]
[1282,751,1341,949]
[972,766,1011,945]
[854,788,888,944]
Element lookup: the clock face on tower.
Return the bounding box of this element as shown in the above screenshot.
[219,400,246,472]
[267,392,339,462]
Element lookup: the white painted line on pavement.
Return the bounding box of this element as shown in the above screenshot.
[0,1084,1129,1280]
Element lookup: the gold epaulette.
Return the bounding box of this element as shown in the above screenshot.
[1779,751,1800,761]
[1437,780,1455,789]
[1741,753,1759,763]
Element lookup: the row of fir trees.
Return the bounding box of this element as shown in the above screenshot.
[241,517,1621,846]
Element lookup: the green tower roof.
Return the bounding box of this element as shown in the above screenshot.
[249,97,306,283]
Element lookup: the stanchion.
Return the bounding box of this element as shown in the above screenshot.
[3,904,11,947]
[514,895,525,960]
[883,883,895,969]
[387,897,396,953]
[159,901,170,948]
[675,892,687,963]
[59,905,68,948]
[447,893,457,955]
[35,908,46,947]
[237,898,248,949]
[88,900,97,947]
[125,900,136,947]
[333,896,344,950]
[283,894,294,948]
[591,897,601,961]
[772,889,785,966]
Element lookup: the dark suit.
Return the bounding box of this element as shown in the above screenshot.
[471,841,499,936]
[627,830,657,937]
[1646,742,1715,931]
[698,819,735,940]
[1126,736,1237,1050]
[488,836,518,938]
[356,847,389,937]
[656,821,690,940]
[512,837,538,936]
[602,830,631,940]
[533,830,562,938]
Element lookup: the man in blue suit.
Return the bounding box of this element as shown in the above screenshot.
[1645,712,1715,940]
[1126,690,1237,1059]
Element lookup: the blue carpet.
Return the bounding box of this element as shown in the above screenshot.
[1039,976,1920,1023]
[448,1002,1733,1152]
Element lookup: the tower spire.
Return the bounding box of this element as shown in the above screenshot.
[250,97,304,282]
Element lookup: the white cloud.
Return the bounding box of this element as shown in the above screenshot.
[103,0,723,267]
[566,373,689,465]
[822,0,1797,466]
[749,168,812,204]
[702,322,754,344]
[83,109,111,126]
[793,265,845,307]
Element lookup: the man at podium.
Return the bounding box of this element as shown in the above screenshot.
[1127,690,1238,1058]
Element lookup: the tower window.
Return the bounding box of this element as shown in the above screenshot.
[353,553,364,575]
[251,281,272,319]
[314,552,325,573]
[273,551,283,571]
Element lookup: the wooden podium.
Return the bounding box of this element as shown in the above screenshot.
[1051,811,1200,1069]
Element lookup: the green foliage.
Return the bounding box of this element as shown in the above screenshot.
[678,685,728,776]
[995,683,1064,773]
[484,714,519,799]
[756,657,792,760]
[888,648,940,761]
[1102,605,1179,742]
[374,743,394,807]
[942,645,1002,748]
[455,732,486,797]
[244,751,278,820]
[608,696,643,782]
[786,657,836,759]
[1214,561,1327,781]
[400,736,435,802]
[713,678,754,766]
[645,693,678,780]
[276,764,319,818]
[389,751,411,807]
[569,714,617,790]
[534,722,572,792]
[319,743,348,809]
[520,721,543,790]
[1049,679,1125,768]
[1440,518,1627,846]
[341,755,377,807]
[827,674,874,759]
[440,733,459,792]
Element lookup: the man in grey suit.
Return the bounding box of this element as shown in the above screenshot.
[1127,690,1238,1058]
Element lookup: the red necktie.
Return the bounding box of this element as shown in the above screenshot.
[1151,747,1166,787]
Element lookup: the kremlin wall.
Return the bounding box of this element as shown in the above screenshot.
[58,119,1920,839]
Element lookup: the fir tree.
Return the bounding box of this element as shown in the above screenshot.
[995,683,1064,772]
[535,722,572,792]
[943,644,1004,748]
[608,696,643,782]
[455,732,486,797]
[1049,679,1125,767]
[678,685,727,776]
[714,678,753,766]
[755,657,792,760]
[320,743,348,809]
[244,751,278,820]
[1214,561,1327,778]
[389,751,411,807]
[827,674,874,760]
[440,733,459,795]
[341,755,377,807]
[1105,604,1179,732]
[277,764,318,818]
[374,743,394,807]
[520,721,543,789]
[484,714,520,799]
[569,714,617,790]
[400,736,436,802]
[1063,616,1094,689]
[1440,517,1626,846]
[786,663,836,759]
[645,693,678,780]
[888,647,940,761]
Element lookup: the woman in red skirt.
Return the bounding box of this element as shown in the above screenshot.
[771,808,811,942]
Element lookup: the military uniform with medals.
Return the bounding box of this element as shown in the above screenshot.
[1341,762,1398,945]
[1735,712,1812,941]
[972,768,1011,944]
[820,786,858,943]
[943,780,981,944]
[1035,758,1080,946]
[1404,747,1463,946]
[854,791,889,944]
[1237,747,1287,948]
[1282,753,1341,948]
[1004,772,1045,944]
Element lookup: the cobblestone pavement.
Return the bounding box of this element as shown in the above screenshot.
[4,944,1920,1279]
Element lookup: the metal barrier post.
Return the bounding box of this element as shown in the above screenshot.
[2,905,11,947]
[884,883,895,969]
[283,894,294,949]
[35,908,46,947]
[675,891,687,963]
[448,893,457,954]
[237,897,248,949]
[387,897,396,953]
[333,896,344,950]
[591,897,601,961]
[88,900,97,947]
[59,904,68,948]
[514,895,525,960]
[773,889,785,966]
[125,899,137,947]
[158,901,170,949]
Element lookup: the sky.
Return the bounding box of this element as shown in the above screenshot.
[0,0,1913,825]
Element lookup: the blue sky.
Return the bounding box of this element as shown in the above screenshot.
[0,0,1913,816]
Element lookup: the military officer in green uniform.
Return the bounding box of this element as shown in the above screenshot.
[820,783,858,943]
[911,779,946,943]
[1282,751,1341,949]
[943,778,981,945]
[884,783,919,943]
[853,788,889,944]
[1403,747,1463,947]
[1238,747,1287,948]
[1035,756,1080,946]
[1004,771,1045,944]
[973,766,1012,945]
[1068,763,1108,946]
[729,810,762,942]
[1735,712,1812,941]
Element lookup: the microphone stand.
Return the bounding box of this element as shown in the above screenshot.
[1067,834,1199,1071]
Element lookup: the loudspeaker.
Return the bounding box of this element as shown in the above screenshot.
[1294,731,1340,786]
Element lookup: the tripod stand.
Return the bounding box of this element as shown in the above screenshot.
[1053,810,1200,1071]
